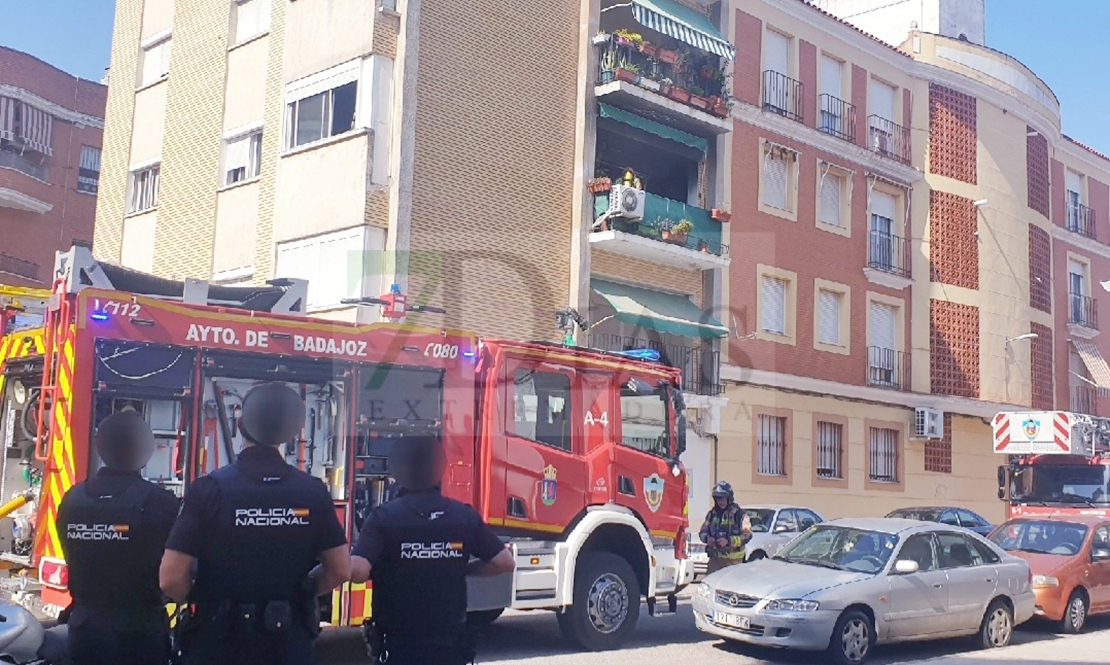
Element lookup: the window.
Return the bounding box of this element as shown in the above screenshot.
[816,421,842,479]
[775,509,798,533]
[511,369,572,452]
[869,190,898,271]
[286,81,358,149]
[128,164,160,213]
[957,509,987,528]
[1069,258,1091,326]
[77,146,101,194]
[818,165,846,227]
[818,55,844,136]
[619,378,669,458]
[233,0,271,44]
[868,427,898,483]
[764,30,790,78]
[274,226,383,310]
[936,532,984,568]
[223,129,262,185]
[139,36,172,87]
[868,300,898,387]
[869,78,896,123]
[761,276,787,335]
[898,533,937,571]
[796,509,821,530]
[762,146,792,211]
[756,414,787,476]
[817,289,842,345]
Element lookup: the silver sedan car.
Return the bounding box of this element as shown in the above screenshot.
[692,518,1036,664]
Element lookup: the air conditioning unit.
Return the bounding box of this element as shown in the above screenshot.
[914,407,944,440]
[608,184,646,221]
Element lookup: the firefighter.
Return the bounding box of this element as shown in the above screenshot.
[351,435,515,665]
[56,410,180,665]
[159,382,350,665]
[699,481,752,575]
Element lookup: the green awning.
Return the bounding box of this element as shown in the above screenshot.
[598,103,707,152]
[592,278,728,339]
[631,0,735,60]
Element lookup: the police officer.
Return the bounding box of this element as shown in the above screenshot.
[351,435,514,665]
[699,481,751,575]
[159,382,350,665]
[56,410,180,665]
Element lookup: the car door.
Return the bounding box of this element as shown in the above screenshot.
[885,533,950,638]
[1087,524,1110,612]
[935,531,997,631]
[767,509,800,555]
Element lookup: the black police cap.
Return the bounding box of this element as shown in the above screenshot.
[389,435,447,492]
[95,410,156,473]
[238,382,305,446]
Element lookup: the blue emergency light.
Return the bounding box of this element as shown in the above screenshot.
[618,348,661,362]
[90,313,109,322]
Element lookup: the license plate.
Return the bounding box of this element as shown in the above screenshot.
[712,611,750,629]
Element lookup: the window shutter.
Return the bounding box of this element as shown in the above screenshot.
[763,152,788,210]
[819,57,841,99]
[764,31,790,77]
[869,302,896,350]
[761,276,787,334]
[819,171,841,226]
[80,146,101,172]
[869,79,896,121]
[224,135,250,177]
[818,290,841,345]
[871,190,896,222]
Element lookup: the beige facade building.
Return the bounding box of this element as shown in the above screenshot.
[93,0,1110,524]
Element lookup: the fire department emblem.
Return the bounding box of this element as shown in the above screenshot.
[644,473,665,513]
[1022,417,1040,439]
[541,465,558,506]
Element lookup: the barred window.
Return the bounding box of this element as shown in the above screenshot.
[127,163,160,213]
[816,422,843,479]
[77,146,101,194]
[869,427,899,483]
[757,415,787,476]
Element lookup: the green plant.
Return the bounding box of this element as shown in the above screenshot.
[614,29,644,47]
[618,59,640,73]
[687,84,706,97]
[672,219,694,235]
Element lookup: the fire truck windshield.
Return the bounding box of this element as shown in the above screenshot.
[1011,463,1110,505]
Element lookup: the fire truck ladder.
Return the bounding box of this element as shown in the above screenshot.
[1071,413,1110,457]
[33,278,72,464]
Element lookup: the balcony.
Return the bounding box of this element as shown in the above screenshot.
[0,147,52,214]
[592,332,722,396]
[1067,202,1097,241]
[762,71,803,123]
[868,115,911,165]
[1068,292,1099,339]
[864,227,912,290]
[591,191,729,270]
[1072,385,1101,416]
[819,94,856,143]
[867,346,911,392]
[0,149,48,182]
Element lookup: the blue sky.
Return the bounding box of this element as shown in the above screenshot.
[5,0,1109,152]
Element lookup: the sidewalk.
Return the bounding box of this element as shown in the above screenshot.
[901,623,1110,665]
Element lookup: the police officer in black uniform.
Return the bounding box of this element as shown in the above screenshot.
[56,410,180,665]
[351,435,514,665]
[159,382,350,665]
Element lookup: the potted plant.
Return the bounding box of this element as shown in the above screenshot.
[687,85,709,110]
[614,29,643,50]
[668,86,691,104]
[658,77,674,97]
[708,96,730,117]
[615,60,639,83]
[592,31,611,46]
[640,41,658,58]
[711,208,731,223]
[661,219,694,245]
[588,177,612,195]
[656,47,678,65]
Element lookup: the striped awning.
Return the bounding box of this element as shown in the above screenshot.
[17,101,53,156]
[631,0,735,60]
[0,97,15,142]
[1071,339,1110,390]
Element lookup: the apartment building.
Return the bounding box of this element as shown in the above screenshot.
[0,47,106,287]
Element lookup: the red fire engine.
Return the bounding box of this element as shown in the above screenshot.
[994,410,1110,519]
[0,246,691,650]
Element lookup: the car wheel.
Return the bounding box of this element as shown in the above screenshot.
[826,609,873,665]
[1060,590,1088,634]
[559,552,641,651]
[747,551,766,561]
[977,599,1014,649]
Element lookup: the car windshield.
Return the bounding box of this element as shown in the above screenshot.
[775,525,899,574]
[745,509,776,532]
[1010,463,1110,505]
[989,520,1088,555]
[887,508,943,521]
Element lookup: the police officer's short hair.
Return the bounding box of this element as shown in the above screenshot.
[388,435,446,492]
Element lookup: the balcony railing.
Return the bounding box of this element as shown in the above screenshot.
[867,228,911,279]
[867,115,911,165]
[592,191,728,257]
[867,346,910,391]
[1067,202,1097,240]
[1069,292,1099,330]
[1073,385,1100,416]
[819,94,856,143]
[592,333,722,396]
[0,148,48,182]
[762,71,803,123]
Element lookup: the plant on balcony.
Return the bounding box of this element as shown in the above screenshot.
[686,85,710,111]
[593,31,611,46]
[707,96,730,117]
[656,47,679,65]
[588,176,612,195]
[639,40,658,58]
[667,85,691,104]
[711,208,731,223]
[614,29,643,49]
[662,219,694,245]
[615,59,639,83]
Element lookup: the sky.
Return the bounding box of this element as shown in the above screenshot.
[5,0,1110,153]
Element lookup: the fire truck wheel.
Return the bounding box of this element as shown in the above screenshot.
[466,609,504,627]
[559,552,641,651]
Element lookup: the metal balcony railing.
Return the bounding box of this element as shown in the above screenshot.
[1069,292,1099,330]
[591,333,722,396]
[762,70,803,123]
[818,94,856,143]
[867,228,911,279]
[1067,202,1097,240]
[0,148,48,182]
[867,346,910,391]
[867,115,911,165]
[1073,385,1100,416]
[591,192,729,257]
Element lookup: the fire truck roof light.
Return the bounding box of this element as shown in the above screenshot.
[619,348,661,362]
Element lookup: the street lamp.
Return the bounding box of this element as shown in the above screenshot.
[1005,333,1039,346]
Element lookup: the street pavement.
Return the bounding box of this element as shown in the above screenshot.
[314,594,1110,665]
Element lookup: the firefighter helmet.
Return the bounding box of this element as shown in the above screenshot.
[711,481,734,503]
[95,410,156,473]
[389,435,447,492]
[238,382,305,446]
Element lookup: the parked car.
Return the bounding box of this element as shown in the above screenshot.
[988,515,1110,633]
[885,506,994,535]
[687,531,708,577]
[741,504,826,561]
[692,518,1035,664]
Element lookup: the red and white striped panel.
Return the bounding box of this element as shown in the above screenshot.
[1053,412,1071,451]
[993,413,1010,451]
[994,412,1072,453]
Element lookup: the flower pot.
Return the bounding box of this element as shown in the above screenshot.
[600,69,615,84]
[659,83,673,97]
[711,209,731,223]
[709,97,729,117]
[588,178,612,195]
[661,230,688,245]
[616,36,635,49]
[668,87,691,104]
[641,43,658,58]
[615,68,638,84]
[592,33,611,46]
[657,49,678,65]
[688,94,710,111]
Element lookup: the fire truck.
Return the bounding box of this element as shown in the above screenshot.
[993,410,1110,519]
[0,245,691,651]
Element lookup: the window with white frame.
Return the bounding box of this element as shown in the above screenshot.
[223,129,262,185]
[817,289,842,346]
[868,301,898,386]
[139,36,172,87]
[756,414,787,476]
[761,275,787,335]
[233,0,271,45]
[274,226,384,310]
[128,163,160,213]
[818,163,846,227]
[285,70,358,150]
[77,146,101,194]
[762,145,793,211]
[869,427,898,482]
[816,421,842,479]
[818,55,844,135]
